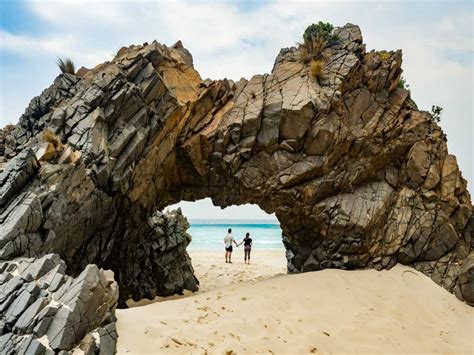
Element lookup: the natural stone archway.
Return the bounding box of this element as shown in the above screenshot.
[1,22,473,315]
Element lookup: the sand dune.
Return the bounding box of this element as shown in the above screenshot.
[117,250,473,354]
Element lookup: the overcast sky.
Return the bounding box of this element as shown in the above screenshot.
[0,0,472,219]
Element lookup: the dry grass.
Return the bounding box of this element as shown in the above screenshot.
[298,33,328,62]
[310,59,325,81]
[3,124,15,133]
[43,128,62,150]
[56,57,75,74]
[298,42,310,62]
[310,33,328,59]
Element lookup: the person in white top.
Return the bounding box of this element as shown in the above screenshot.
[224,228,239,263]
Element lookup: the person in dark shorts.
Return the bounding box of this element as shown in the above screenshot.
[224,228,238,263]
[239,232,253,264]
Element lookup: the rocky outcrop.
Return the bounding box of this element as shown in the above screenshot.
[0,254,118,354]
[112,208,198,306]
[0,22,472,311]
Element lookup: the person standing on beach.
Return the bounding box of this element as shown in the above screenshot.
[239,232,253,264]
[224,228,238,263]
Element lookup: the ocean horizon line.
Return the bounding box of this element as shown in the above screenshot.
[189,218,280,225]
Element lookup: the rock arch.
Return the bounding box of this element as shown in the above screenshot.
[1,24,473,310]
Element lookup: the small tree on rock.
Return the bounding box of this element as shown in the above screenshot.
[431,105,443,123]
[299,21,339,61]
[397,76,411,94]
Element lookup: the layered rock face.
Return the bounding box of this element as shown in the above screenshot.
[0,23,473,309]
[0,254,118,354]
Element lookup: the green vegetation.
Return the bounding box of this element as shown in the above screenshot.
[303,22,339,44]
[299,21,338,62]
[56,57,75,74]
[397,76,411,94]
[431,105,443,123]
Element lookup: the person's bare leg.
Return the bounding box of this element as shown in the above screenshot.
[229,252,232,263]
[248,249,251,264]
[225,251,228,263]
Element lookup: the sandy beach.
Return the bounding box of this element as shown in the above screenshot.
[116,250,473,354]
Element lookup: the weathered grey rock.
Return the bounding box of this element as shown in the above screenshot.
[46,264,117,349]
[0,192,43,259]
[0,149,38,208]
[0,254,118,353]
[116,208,198,305]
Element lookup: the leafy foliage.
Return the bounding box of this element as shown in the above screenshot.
[299,22,338,61]
[303,22,338,44]
[431,105,443,123]
[56,57,76,74]
[397,76,411,94]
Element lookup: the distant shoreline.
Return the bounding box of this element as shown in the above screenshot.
[188,221,284,250]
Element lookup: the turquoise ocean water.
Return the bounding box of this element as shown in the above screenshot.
[187,219,284,250]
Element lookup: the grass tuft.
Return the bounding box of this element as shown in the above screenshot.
[43,128,62,150]
[298,22,338,65]
[56,57,75,74]
[310,59,325,82]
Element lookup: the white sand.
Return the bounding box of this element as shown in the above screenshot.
[117,250,474,354]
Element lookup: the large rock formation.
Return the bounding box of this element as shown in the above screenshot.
[0,254,118,354]
[0,21,473,316]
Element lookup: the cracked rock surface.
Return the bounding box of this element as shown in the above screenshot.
[0,22,473,341]
[0,254,118,354]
